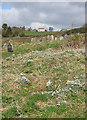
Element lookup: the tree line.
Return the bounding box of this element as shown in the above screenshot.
[2,23,86,37]
[2,24,25,37]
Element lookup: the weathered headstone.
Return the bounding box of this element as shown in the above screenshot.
[60,36,64,40]
[9,40,13,48]
[51,35,54,40]
[78,33,80,35]
[37,40,39,43]
[55,37,57,41]
[47,35,51,41]
[47,35,50,39]
[8,43,12,52]
[2,43,7,48]
[33,38,35,43]
[31,38,34,42]
[42,37,47,43]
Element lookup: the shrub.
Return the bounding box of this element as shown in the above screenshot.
[19,32,25,37]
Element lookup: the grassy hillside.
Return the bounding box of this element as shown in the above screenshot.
[25,31,58,36]
[2,33,86,118]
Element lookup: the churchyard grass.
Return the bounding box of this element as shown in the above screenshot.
[2,33,85,118]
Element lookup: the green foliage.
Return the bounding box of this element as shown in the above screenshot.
[24,70,33,73]
[2,23,7,30]
[49,27,54,31]
[19,31,25,37]
[2,106,18,118]
[2,26,12,37]
[2,24,25,37]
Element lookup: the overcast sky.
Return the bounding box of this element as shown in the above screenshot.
[1,2,85,30]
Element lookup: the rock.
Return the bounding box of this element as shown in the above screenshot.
[57,102,60,106]
[26,60,34,66]
[46,80,52,87]
[14,78,20,83]
[60,36,64,40]
[12,58,14,61]
[12,54,15,58]
[32,92,36,95]
[21,76,30,85]
[6,57,11,61]
[63,101,67,104]
[52,91,56,96]
[20,73,24,76]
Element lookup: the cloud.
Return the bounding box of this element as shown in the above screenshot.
[2,2,85,29]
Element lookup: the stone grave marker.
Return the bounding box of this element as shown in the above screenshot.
[47,35,51,41]
[51,35,54,40]
[55,37,57,41]
[47,35,50,40]
[37,40,39,43]
[40,39,42,42]
[9,39,13,47]
[60,36,64,40]
[33,38,36,43]
[42,37,47,43]
[31,38,34,42]
[78,33,80,35]
[8,43,12,52]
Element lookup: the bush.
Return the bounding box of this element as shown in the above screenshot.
[19,32,25,37]
[2,106,18,118]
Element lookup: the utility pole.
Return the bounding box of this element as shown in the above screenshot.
[71,22,76,29]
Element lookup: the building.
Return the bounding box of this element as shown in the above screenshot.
[38,28,47,32]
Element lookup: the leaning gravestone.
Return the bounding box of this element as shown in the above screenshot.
[8,43,12,52]
[60,36,64,40]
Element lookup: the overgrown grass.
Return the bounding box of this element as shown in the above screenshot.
[25,31,57,36]
[2,33,85,118]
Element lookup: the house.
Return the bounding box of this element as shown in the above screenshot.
[38,28,47,32]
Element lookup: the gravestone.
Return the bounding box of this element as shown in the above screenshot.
[42,37,47,43]
[47,35,51,40]
[55,37,57,41]
[47,35,50,39]
[37,40,39,43]
[60,36,64,40]
[40,39,42,42]
[31,38,34,42]
[2,43,7,48]
[8,43,12,52]
[51,35,54,40]
[9,39,13,48]
[78,33,80,35]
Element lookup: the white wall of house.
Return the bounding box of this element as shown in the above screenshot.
[38,28,46,32]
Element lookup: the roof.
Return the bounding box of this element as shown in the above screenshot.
[38,28,45,29]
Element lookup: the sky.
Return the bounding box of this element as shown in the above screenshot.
[1,2,85,30]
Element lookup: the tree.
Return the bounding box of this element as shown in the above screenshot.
[49,27,53,31]
[22,26,25,31]
[28,27,32,32]
[12,27,19,37]
[6,26,12,37]
[19,31,25,37]
[2,23,8,30]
